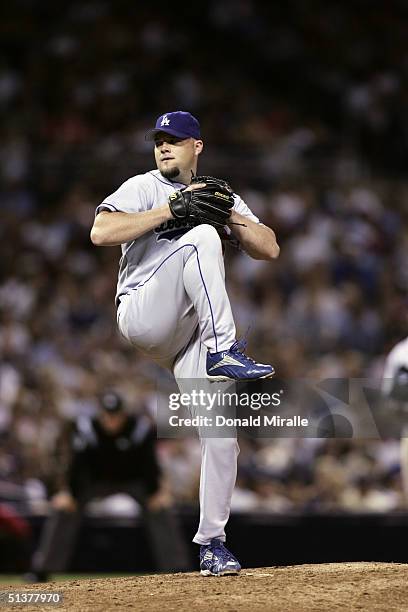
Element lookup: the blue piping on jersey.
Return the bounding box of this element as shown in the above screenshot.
[129,243,219,352]
[96,203,120,213]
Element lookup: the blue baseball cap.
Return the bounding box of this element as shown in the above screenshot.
[145,111,201,141]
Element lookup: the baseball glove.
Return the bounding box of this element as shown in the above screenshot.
[168,175,235,230]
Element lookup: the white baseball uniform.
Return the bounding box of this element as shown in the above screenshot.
[382,337,408,503]
[382,337,408,397]
[96,169,260,544]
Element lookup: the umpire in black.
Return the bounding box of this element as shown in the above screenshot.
[27,389,190,580]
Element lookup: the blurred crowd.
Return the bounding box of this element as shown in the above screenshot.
[1,0,408,518]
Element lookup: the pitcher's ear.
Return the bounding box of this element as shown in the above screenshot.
[195,139,203,156]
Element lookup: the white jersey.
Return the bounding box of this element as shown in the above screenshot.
[382,336,408,396]
[96,170,259,306]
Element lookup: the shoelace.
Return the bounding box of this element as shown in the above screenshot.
[230,339,257,365]
[211,541,239,564]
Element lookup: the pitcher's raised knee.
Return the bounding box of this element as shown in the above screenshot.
[185,224,222,250]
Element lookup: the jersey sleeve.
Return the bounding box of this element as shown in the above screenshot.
[221,193,260,249]
[232,194,260,224]
[95,176,150,216]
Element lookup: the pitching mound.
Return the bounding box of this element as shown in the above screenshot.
[5,563,408,611]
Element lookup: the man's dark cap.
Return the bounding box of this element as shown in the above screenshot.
[99,390,124,413]
[145,111,201,141]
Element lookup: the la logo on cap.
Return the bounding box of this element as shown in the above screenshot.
[145,111,201,140]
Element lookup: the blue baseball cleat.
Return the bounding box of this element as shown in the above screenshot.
[206,339,275,381]
[200,538,241,577]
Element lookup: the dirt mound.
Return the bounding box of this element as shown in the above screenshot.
[3,563,408,611]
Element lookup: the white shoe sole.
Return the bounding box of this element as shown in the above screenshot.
[200,569,241,577]
[207,372,275,382]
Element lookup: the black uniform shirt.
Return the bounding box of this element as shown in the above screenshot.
[60,414,160,498]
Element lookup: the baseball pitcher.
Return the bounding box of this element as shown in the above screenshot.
[91,111,280,575]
